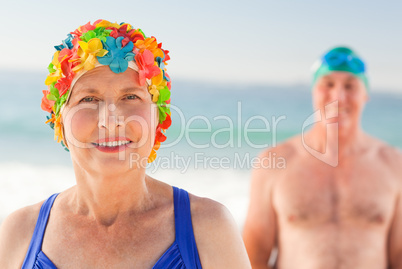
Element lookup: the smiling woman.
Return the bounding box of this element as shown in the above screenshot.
[63,67,157,165]
[0,20,251,269]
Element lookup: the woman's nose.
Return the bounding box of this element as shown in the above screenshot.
[97,102,124,130]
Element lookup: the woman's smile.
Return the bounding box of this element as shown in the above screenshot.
[92,137,133,153]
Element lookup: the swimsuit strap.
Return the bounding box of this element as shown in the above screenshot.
[21,193,59,269]
[172,186,202,268]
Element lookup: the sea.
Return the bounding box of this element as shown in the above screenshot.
[0,70,401,227]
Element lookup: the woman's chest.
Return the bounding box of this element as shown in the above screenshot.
[41,211,175,268]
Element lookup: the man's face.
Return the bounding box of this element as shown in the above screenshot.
[312,71,368,134]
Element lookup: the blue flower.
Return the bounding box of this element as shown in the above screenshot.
[97,36,135,73]
[156,54,170,82]
[54,34,74,51]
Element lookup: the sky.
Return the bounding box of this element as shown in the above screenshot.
[0,0,401,92]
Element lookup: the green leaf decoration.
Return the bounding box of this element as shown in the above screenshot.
[47,63,56,73]
[47,94,57,101]
[49,83,59,98]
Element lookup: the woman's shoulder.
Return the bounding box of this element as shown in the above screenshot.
[188,193,251,268]
[188,193,232,226]
[0,200,45,268]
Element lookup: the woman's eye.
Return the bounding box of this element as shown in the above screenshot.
[80,97,95,103]
[126,94,139,100]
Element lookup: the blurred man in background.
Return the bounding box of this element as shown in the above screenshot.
[243,47,402,269]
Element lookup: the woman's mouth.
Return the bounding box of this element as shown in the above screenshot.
[92,138,133,153]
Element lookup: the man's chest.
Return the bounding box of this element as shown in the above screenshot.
[273,157,398,226]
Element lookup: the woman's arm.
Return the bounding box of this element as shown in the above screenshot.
[190,195,251,269]
[0,204,41,269]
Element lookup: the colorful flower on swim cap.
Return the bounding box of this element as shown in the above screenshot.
[41,20,172,162]
[45,51,63,86]
[71,38,108,72]
[311,46,369,91]
[135,49,161,85]
[80,27,111,43]
[41,90,55,113]
[97,36,135,73]
[54,34,74,51]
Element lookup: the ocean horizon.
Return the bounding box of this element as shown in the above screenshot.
[0,70,401,226]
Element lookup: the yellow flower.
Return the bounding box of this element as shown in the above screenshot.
[148,85,160,102]
[153,48,164,59]
[45,51,63,85]
[71,38,108,72]
[45,113,63,143]
[148,79,168,102]
[151,70,164,86]
[135,37,165,59]
[95,20,122,29]
[120,23,132,31]
[153,141,161,151]
[147,141,161,163]
[135,37,158,53]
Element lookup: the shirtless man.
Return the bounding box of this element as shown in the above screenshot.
[243,46,402,269]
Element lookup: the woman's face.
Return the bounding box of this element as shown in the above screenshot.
[62,66,158,172]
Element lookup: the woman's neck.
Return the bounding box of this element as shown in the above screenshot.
[70,163,151,226]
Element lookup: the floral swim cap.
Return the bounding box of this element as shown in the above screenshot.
[41,19,172,163]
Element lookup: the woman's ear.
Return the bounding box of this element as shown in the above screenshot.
[60,116,69,149]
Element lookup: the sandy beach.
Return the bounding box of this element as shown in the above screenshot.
[0,162,251,229]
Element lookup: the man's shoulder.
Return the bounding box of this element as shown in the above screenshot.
[259,135,300,159]
[0,201,44,267]
[373,138,402,168]
[378,144,402,160]
[251,136,301,189]
[368,137,402,183]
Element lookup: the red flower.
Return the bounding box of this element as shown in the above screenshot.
[155,127,167,143]
[81,21,96,33]
[107,25,133,47]
[68,39,82,70]
[58,48,73,76]
[159,114,172,129]
[55,74,73,97]
[70,21,98,38]
[127,29,144,43]
[135,49,161,80]
[131,33,145,43]
[41,90,55,113]
[166,73,171,90]
[158,43,170,62]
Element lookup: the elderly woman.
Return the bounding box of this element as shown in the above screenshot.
[0,20,251,269]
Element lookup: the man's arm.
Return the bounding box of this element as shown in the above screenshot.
[388,149,402,269]
[388,193,402,269]
[243,151,278,269]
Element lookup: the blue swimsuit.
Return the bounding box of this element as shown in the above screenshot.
[21,186,202,268]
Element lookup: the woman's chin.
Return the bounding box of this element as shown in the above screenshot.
[71,149,149,172]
